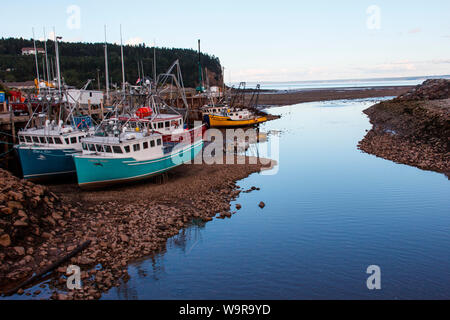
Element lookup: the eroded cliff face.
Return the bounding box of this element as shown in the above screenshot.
[358,80,450,178]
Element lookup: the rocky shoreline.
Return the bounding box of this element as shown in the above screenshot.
[0,155,275,299]
[358,79,449,178]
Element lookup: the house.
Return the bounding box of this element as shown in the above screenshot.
[66,89,104,106]
[21,47,45,56]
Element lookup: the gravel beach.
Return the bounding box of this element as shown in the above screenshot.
[358,80,449,178]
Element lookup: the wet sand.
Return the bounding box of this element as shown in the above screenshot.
[253,86,414,106]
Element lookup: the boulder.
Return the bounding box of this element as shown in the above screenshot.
[0,234,11,247]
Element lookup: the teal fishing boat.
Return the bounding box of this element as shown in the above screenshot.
[73,117,204,189]
[16,119,91,180]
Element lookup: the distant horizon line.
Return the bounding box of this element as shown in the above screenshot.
[230,74,450,85]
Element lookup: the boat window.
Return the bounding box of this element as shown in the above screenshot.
[32,136,39,143]
[143,141,149,149]
[25,136,32,143]
[71,137,77,144]
[157,138,162,146]
[65,138,70,144]
[133,144,140,152]
[150,140,155,148]
[78,136,84,143]
[19,136,25,143]
[104,145,112,153]
[39,137,46,144]
[96,145,104,152]
[165,121,170,128]
[54,137,63,144]
[82,143,87,150]
[179,119,183,126]
[113,146,123,154]
[124,145,131,153]
[46,137,54,144]
[158,122,163,129]
[88,144,95,151]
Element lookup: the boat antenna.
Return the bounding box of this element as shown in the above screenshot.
[32,28,40,92]
[104,25,110,102]
[120,24,126,93]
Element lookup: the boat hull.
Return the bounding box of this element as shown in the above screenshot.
[204,114,268,127]
[73,140,204,189]
[15,146,78,180]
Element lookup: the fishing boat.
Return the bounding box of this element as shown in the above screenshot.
[203,107,268,127]
[15,117,92,179]
[14,30,95,180]
[73,117,204,189]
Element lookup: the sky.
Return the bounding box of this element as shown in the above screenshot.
[1,0,449,82]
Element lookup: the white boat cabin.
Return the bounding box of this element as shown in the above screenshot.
[225,109,253,120]
[18,126,88,150]
[201,105,228,116]
[118,114,185,135]
[80,132,165,161]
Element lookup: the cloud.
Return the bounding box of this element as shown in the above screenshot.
[38,31,56,41]
[408,28,421,34]
[229,59,450,82]
[125,37,144,46]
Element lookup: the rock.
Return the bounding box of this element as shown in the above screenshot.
[259,202,266,209]
[120,234,129,243]
[14,247,25,256]
[1,207,13,215]
[0,234,11,247]
[7,201,23,210]
[42,232,52,239]
[236,204,242,210]
[52,212,63,220]
[14,220,29,227]
[18,210,28,218]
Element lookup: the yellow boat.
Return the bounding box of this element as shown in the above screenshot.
[203,108,268,127]
[205,114,268,127]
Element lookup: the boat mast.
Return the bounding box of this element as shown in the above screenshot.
[54,28,62,95]
[153,40,157,85]
[32,28,40,90]
[104,25,110,102]
[196,39,204,93]
[120,25,126,93]
[43,27,50,85]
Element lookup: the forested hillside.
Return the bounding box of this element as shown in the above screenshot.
[0,38,223,89]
